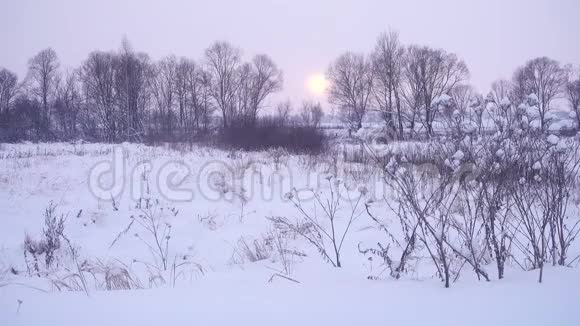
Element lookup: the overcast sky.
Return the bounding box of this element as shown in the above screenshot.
[1,0,579,105]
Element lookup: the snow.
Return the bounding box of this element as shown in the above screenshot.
[527,93,539,105]
[547,134,560,145]
[521,115,529,125]
[452,150,464,161]
[500,97,511,107]
[526,106,539,118]
[433,94,452,106]
[549,119,576,132]
[530,120,541,130]
[0,142,579,326]
[444,158,453,168]
[461,121,477,134]
[557,139,569,151]
[496,149,505,158]
[1,266,579,326]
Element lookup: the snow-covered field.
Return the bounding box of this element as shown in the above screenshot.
[1,142,579,325]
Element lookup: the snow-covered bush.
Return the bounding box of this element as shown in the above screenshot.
[506,133,580,281]
[19,203,147,293]
[110,197,203,287]
[266,147,289,171]
[23,203,66,275]
[268,176,365,268]
[360,118,580,286]
[231,235,275,264]
[49,259,142,292]
[365,148,478,287]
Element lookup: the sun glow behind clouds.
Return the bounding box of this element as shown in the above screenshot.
[307,74,329,96]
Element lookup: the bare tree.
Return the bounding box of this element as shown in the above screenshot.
[404,46,469,137]
[327,52,374,131]
[27,48,60,137]
[466,94,485,135]
[310,102,324,128]
[205,42,282,129]
[174,57,192,129]
[485,81,521,135]
[246,54,283,126]
[0,68,20,141]
[400,63,422,135]
[221,55,283,128]
[115,39,151,141]
[205,41,242,129]
[54,70,82,139]
[78,40,151,142]
[488,79,514,106]
[566,70,580,128]
[0,68,19,119]
[371,30,406,138]
[150,56,177,138]
[450,84,474,116]
[172,58,216,134]
[300,101,324,128]
[275,100,292,126]
[512,57,567,131]
[234,62,253,127]
[299,101,313,126]
[80,51,117,141]
[191,67,214,131]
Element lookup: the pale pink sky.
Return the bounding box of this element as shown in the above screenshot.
[1,0,579,105]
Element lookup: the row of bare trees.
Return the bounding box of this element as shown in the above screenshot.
[78,40,152,142]
[0,40,283,142]
[326,30,580,138]
[326,30,468,138]
[205,42,283,129]
[2,33,579,142]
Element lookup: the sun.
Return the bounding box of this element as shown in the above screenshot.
[307,74,329,96]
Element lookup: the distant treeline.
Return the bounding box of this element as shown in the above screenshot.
[1,31,579,145]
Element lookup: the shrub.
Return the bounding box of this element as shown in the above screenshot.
[269,176,366,268]
[23,203,66,274]
[217,118,326,154]
[231,235,274,264]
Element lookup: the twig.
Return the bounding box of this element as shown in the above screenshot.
[268,273,300,284]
